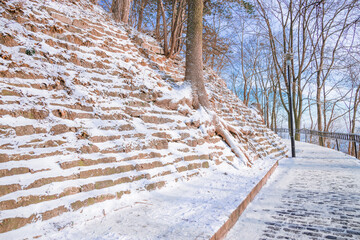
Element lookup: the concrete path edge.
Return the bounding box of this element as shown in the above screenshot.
[210,160,280,240]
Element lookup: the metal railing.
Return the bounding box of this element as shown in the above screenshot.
[276,128,360,158]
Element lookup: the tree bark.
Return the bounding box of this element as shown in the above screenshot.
[111,0,132,24]
[185,0,252,167]
[137,0,147,32]
[349,85,360,155]
[155,0,161,39]
[316,85,324,145]
[159,0,169,56]
[185,0,209,109]
[168,0,186,58]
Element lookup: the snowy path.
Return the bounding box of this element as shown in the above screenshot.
[225,140,360,240]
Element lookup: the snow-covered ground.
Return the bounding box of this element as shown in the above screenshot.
[5,139,358,240]
[1,155,278,240]
[226,140,360,240]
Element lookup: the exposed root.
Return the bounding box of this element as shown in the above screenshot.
[191,107,254,167]
[222,120,263,161]
[212,114,253,167]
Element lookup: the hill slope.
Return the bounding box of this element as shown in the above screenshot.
[0,0,287,233]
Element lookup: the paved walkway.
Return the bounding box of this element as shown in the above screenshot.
[225,141,360,240]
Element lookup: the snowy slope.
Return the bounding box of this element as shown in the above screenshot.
[0,0,287,234]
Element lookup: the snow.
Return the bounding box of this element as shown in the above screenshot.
[157,81,192,103]
[1,157,279,240]
[225,140,360,239]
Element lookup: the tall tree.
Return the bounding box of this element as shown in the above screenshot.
[111,0,132,24]
[344,62,360,155]
[185,0,209,109]
[185,0,253,167]
[256,0,316,141]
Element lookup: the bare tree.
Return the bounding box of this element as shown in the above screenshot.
[202,3,232,74]
[158,0,186,58]
[308,0,357,146]
[345,63,360,155]
[256,0,317,140]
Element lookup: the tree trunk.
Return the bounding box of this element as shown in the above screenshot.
[316,84,324,146]
[185,0,209,109]
[350,85,360,155]
[270,78,278,131]
[111,0,132,24]
[137,0,147,32]
[159,0,169,56]
[155,0,161,39]
[168,0,186,58]
[295,115,301,141]
[184,0,253,167]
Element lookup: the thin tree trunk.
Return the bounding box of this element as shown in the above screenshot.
[350,86,360,155]
[169,0,180,57]
[316,85,324,146]
[168,0,185,58]
[159,0,169,56]
[155,0,161,39]
[137,0,147,32]
[295,116,301,141]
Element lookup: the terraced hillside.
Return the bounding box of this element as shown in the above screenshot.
[0,0,287,233]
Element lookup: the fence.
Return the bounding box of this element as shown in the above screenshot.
[276,128,360,159]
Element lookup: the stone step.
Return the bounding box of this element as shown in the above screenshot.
[0,191,121,234]
[0,149,65,163]
[0,164,205,234]
[0,167,50,179]
[0,158,209,211]
[0,149,212,196]
[0,172,147,211]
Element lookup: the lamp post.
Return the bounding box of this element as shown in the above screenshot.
[285,52,296,157]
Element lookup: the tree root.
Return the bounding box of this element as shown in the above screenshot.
[221,118,264,162]
[191,107,254,167]
[212,114,253,167]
